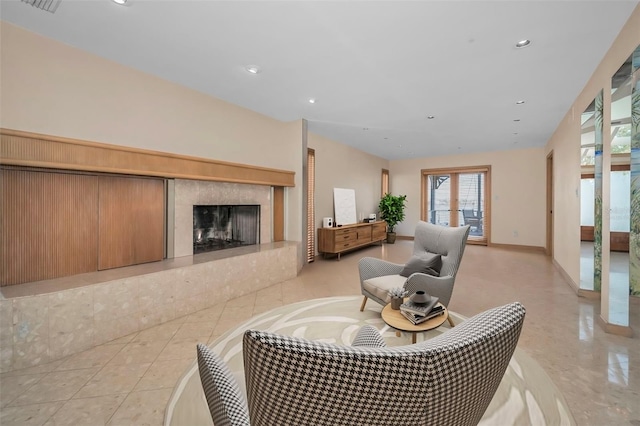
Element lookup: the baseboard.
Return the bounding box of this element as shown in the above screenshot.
[597,316,634,337]
[577,288,601,300]
[552,258,580,294]
[396,235,413,240]
[488,242,546,253]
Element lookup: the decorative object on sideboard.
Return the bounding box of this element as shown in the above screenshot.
[378,193,407,244]
[322,217,333,228]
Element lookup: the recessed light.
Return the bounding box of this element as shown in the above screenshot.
[308,98,316,104]
[516,100,525,105]
[363,127,369,131]
[112,0,127,4]
[513,119,521,122]
[427,115,435,119]
[245,65,261,74]
[513,132,519,135]
[515,39,531,48]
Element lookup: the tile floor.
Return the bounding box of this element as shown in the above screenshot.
[1,241,639,425]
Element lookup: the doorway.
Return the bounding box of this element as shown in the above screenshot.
[421,166,491,245]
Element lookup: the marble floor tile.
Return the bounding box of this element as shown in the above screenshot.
[156,336,208,362]
[56,344,125,371]
[75,363,151,399]
[0,359,66,378]
[10,368,99,406]
[223,293,256,310]
[43,394,126,426]
[106,388,172,426]
[106,341,167,366]
[183,304,225,323]
[131,321,182,344]
[253,300,284,315]
[0,373,45,408]
[172,322,215,340]
[1,241,639,426]
[0,401,62,426]
[133,358,193,392]
[254,284,283,305]
[103,333,138,346]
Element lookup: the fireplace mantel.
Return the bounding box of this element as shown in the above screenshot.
[0,128,295,187]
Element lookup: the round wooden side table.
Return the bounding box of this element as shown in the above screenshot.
[381,302,448,343]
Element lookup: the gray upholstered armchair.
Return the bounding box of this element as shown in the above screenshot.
[359,221,470,319]
[196,302,526,426]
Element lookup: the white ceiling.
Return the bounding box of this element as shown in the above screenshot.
[1,0,638,160]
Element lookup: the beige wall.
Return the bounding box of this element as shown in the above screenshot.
[308,131,389,252]
[546,4,640,285]
[0,22,304,252]
[390,147,547,247]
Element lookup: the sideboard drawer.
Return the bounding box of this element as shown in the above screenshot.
[335,229,357,241]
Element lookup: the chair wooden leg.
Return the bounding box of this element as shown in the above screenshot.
[360,296,368,312]
[447,316,455,327]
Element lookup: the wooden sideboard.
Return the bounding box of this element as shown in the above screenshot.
[317,221,387,260]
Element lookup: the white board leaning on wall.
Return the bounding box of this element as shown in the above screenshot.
[333,188,357,226]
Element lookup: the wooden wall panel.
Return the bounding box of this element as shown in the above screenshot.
[273,186,285,242]
[0,169,98,286]
[1,129,295,187]
[98,176,164,270]
[580,226,629,252]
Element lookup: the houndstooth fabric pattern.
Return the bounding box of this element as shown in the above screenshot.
[351,325,387,348]
[358,257,405,305]
[417,301,526,425]
[358,257,404,283]
[359,222,469,308]
[243,302,525,426]
[196,343,250,426]
[413,221,470,278]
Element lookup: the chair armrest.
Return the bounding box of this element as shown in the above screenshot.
[358,257,404,283]
[351,325,387,348]
[404,274,455,307]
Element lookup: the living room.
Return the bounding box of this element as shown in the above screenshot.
[1,1,640,425]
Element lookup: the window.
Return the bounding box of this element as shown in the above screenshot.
[306,148,315,263]
[381,169,389,196]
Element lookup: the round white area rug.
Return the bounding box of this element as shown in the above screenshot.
[165,296,575,426]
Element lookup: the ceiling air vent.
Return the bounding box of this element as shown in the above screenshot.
[21,0,62,13]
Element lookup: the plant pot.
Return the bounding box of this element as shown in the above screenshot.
[390,297,402,310]
[386,232,397,244]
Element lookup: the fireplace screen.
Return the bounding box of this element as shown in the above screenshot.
[193,205,260,254]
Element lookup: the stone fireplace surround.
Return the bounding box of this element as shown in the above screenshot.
[172,180,272,258]
[0,179,297,372]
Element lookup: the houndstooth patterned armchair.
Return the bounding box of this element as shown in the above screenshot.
[198,302,525,426]
[359,221,470,314]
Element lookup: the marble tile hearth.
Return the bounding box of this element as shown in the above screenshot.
[0,242,298,373]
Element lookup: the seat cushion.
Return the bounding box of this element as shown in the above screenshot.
[196,343,250,426]
[362,274,407,303]
[400,253,441,277]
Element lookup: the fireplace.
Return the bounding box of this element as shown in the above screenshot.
[193,205,260,254]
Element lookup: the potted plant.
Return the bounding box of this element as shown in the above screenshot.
[379,193,407,243]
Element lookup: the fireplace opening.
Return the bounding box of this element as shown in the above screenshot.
[193,205,260,254]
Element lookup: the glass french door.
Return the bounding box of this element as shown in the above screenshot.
[422,167,490,244]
